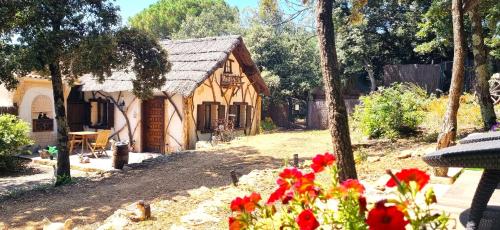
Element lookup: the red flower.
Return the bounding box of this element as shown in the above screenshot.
[280,167,303,180]
[386,168,430,191]
[249,192,261,204]
[311,152,336,172]
[359,196,367,214]
[294,173,316,194]
[282,191,294,204]
[267,186,287,204]
[229,217,238,230]
[340,179,365,195]
[229,216,245,230]
[231,192,261,212]
[230,197,245,212]
[296,209,320,230]
[367,201,408,230]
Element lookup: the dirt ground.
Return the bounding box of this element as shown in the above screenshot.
[0,130,435,229]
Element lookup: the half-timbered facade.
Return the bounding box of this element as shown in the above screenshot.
[77,35,269,153]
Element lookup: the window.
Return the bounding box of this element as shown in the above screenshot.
[88,98,114,129]
[31,95,54,132]
[197,102,225,132]
[204,104,212,131]
[223,59,233,73]
[229,103,252,129]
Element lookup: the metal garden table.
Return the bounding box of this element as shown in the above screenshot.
[423,132,500,230]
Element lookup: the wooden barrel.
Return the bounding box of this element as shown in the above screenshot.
[112,142,129,169]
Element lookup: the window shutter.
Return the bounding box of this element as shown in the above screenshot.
[218,105,226,121]
[239,104,247,128]
[229,104,236,125]
[246,105,253,129]
[84,102,90,126]
[197,104,205,131]
[210,104,218,131]
[107,102,115,129]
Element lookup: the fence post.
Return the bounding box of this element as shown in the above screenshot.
[293,154,299,167]
[230,170,238,186]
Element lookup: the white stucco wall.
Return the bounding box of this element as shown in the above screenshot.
[19,86,57,146]
[83,92,142,152]
[164,93,184,152]
[0,84,14,107]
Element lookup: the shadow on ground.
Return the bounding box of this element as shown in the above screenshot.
[0,146,283,229]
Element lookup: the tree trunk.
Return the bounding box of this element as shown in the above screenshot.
[469,5,496,130]
[49,62,71,185]
[315,0,357,181]
[435,0,466,176]
[364,62,376,92]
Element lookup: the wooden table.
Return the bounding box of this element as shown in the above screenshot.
[423,132,500,230]
[69,131,98,157]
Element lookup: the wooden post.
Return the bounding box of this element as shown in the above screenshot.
[182,97,191,150]
[230,170,238,186]
[293,154,299,167]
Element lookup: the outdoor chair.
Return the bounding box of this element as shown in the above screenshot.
[69,135,83,154]
[423,131,500,230]
[89,130,111,158]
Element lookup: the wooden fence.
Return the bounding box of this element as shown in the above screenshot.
[383,62,475,94]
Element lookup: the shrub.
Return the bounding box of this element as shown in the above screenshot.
[228,152,450,229]
[260,117,277,132]
[352,83,428,139]
[0,114,33,171]
[422,93,483,132]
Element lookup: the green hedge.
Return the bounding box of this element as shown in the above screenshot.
[352,83,428,139]
[0,114,33,171]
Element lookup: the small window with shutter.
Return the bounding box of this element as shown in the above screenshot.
[88,98,114,129]
[229,102,249,129]
[197,102,220,132]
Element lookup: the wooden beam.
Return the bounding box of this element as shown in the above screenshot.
[182,97,191,150]
[162,92,183,122]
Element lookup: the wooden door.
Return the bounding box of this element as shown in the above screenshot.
[142,97,165,153]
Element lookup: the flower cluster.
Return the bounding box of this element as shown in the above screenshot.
[228,152,449,230]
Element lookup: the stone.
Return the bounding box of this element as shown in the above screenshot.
[367,156,380,163]
[181,208,220,226]
[374,174,391,191]
[170,224,190,230]
[187,186,210,198]
[397,150,412,159]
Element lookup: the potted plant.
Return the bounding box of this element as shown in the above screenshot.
[47,146,58,160]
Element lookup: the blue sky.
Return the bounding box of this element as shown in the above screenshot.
[115,0,259,24]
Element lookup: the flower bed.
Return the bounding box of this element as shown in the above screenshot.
[229,152,450,229]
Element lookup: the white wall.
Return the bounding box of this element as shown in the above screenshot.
[83,92,142,152]
[19,87,57,147]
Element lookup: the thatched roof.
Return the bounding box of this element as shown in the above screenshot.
[80,35,269,96]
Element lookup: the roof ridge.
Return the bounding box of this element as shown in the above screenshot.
[160,35,241,44]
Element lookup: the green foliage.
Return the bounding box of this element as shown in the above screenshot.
[129,0,226,39]
[0,1,170,99]
[0,114,33,171]
[352,84,428,139]
[335,0,440,85]
[172,2,240,39]
[244,24,321,101]
[415,0,500,59]
[260,117,277,132]
[55,174,73,186]
[422,94,484,132]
